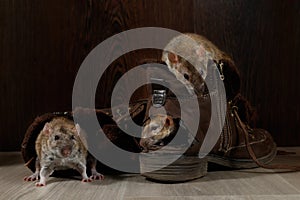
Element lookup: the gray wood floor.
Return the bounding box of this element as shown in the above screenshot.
[1,147,300,200]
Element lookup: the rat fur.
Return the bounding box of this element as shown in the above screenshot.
[24,117,104,186]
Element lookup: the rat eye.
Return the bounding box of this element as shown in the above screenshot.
[183,73,190,80]
[70,135,75,140]
[151,126,159,131]
[54,135,60,140]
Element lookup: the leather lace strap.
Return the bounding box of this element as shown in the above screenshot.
[71,101,146,122]
[233,109,300,171]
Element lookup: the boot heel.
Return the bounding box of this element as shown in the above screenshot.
[140,148,207,183]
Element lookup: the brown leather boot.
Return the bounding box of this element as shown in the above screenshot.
[139,96,277,178]
[207,100,277,169]
[138,63,277,182]
[155,32,277,171]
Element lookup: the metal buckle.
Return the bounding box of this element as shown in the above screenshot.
[152,90,166,107]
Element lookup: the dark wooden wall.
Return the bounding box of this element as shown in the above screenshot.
[0,0,299,151]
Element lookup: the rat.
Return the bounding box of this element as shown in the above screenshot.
[140,114,177,152]
[23,117,104,187]
[162,33,234,96]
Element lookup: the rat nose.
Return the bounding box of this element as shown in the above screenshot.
[61,145,72,157]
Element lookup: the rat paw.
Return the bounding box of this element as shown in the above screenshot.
[35,182,46,187]
[24,174,39,182]
[90,172,104,180]
[82,178,92,183]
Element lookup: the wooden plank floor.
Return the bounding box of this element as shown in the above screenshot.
[1,147,300,200]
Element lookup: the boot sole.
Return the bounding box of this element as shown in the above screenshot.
[139,143,277,182]
[206,143,277,169]
[140,147,207,182]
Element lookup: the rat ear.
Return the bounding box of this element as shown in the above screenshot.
[165,117,171,127]
[168,52,178,63]
[42,122,52,135]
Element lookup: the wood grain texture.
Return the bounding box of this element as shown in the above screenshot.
[1,149,300,199]
[0,0,194,150]
[0,0,299,150]
[0,0,89,150]
[194,0,300,146]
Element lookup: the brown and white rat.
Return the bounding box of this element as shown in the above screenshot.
[23,117,104,187]
[140,114,177,152]
[162,33,235,96]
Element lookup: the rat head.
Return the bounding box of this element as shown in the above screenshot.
[163,51,206,95]
[140,114,176,152]
[162,33,215,95]
[42,120,85,158]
